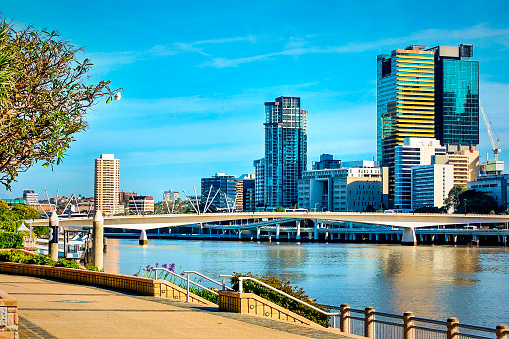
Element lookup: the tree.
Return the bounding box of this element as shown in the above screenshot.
[445,185,467,212]
[0,19,121,189]
[456,190,501,215]
[10,204,40,219]
[274,206,286,212]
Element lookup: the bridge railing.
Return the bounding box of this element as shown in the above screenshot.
[322,304,509,339]
[238,276,340,327]
[152,268,233,302]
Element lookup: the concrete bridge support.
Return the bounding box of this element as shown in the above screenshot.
[139,229,148,246]
[296,220,301,240]
[401,227,416,246]
[256,227,260,240]
[313,220,318,241]
[276,223,280,240]
[375,234,379,242]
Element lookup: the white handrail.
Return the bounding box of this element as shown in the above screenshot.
[183,271,234,291]
[238,277,339,327]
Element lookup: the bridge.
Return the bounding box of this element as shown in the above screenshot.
[29,211,509,245]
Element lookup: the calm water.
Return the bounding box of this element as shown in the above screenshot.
[103,239,509,328]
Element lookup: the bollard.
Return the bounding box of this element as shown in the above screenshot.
[496,324,509,339]
[92,210,104,270]
[48,211,59,261]
[365,306,376,338]
[340,303,351,334]
[447,317,459,339]
[403,312,414,339]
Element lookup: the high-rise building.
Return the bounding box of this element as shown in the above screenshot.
[411,164,454,210]
[236,176,255,212]
[298,160,382,212]
[262,96,307,208]
[94,154,120,216]
[377,46,436,205]
[394,138,446,210]
[428,44,479,147]
[201,173,237,211]
[253,159,265,209]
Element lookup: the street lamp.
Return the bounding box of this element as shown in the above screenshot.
[314,203,319,212]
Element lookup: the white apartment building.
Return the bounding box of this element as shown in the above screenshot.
[23,189,39,205]
[94,154,120,216]
[298,161,382,212]
[411,164,454,210]
[394,138,446,210]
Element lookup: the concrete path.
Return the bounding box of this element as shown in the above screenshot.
[0,274,362,339]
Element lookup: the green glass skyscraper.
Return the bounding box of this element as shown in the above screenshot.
[429,44,479,147]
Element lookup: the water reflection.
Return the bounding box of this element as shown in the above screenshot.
[103,239,509,327]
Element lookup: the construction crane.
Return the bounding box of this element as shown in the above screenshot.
[480,101,501,161]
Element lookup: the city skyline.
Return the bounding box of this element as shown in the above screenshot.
[2,1,509,200]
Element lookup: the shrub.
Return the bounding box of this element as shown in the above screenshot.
[54,258,80,269]
[0,232,23,249]
[231,272,330,327]
[86,265,104,272]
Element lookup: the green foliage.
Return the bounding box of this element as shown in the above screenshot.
[274,206,286,212]
[456,190,501,214]
[54,258,80,269]
[0,231,23,248]
[86,265,104,272]
[0,250,52,265]
[231,272,330,327]
[445,185,467,211]
[10,204,40,219]
[0,19,122,190]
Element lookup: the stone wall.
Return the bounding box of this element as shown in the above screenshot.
[218,290,321,327]
[0,290,18,339]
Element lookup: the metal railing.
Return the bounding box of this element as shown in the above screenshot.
[321,304,509,339]
[152,268,233,302]
[238,276,340,327]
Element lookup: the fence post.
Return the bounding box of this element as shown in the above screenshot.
[186,273,190,302]
[403,312,414,339]
[496,324,509,339]
[447,317,459,339]
[340,303,351,334]
[365,306,376,338]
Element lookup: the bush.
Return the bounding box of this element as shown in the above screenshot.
[86,265,104,272]
[0,250,78,268]
[54,258,80,269]
[0,232,23,249]
[231,272,330,327]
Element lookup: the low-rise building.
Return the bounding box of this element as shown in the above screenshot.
[468,174,509,209]
[434,145,479,186]
[128,196,154,214]
[23,190,38,206]
[298,160,382,212]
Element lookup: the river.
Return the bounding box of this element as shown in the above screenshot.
[103,238,509,328]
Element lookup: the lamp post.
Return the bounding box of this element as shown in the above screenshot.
[314,203,319,212]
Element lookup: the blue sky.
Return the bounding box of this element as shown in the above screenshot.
[2,0,509,200]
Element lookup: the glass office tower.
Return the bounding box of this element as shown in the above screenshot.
[377,46,436,205]
[263,96,307,208]
[429,44,479,147]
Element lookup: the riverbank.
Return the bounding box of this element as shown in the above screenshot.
[0,273,357,339]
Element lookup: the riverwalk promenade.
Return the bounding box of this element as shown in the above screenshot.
[0,273,361,339]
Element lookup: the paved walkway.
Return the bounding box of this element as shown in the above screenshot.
[0,274,363,339]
